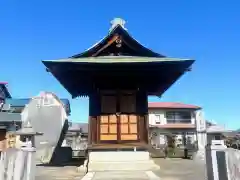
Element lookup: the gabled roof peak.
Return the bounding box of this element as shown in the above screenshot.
[71,19,166,58]
[110,18,127,32]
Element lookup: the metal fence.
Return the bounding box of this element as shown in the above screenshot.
[0,147,36,180]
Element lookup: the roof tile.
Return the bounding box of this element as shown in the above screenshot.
[148,102,201,109]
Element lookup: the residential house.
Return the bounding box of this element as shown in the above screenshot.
[148,102,205,149]
[205,120,229,144]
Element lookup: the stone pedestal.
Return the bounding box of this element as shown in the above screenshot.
[87,151,160,172]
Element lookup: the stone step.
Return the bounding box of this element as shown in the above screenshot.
[88,151,150,162]
[87,160,160,172]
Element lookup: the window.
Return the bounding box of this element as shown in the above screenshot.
[155,115,161,124]
[166,111,192,123]
[214,135,221,140]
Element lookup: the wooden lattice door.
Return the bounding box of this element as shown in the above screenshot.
[100,115,118,141]
[119,92,138,141]
[100,94,118,142]
[99,91,139,143]
[120,115,138,141]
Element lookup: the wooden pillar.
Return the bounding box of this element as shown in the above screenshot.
[136,90,148,144]
[88,116,92,145]
[144,114,149,144]
[89,91,101,145]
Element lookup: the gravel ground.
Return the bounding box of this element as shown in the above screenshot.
[153,158,207,180]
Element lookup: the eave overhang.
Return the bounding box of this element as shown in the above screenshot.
[42,57,194,98]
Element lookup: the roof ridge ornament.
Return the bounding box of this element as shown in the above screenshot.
[110,18,127,32]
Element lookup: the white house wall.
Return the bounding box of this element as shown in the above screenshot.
[149,109,166,125]
[148,109,196,126]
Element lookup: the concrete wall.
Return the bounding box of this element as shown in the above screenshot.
[20,92,68,163]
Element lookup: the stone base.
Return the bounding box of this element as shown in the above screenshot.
[88,151,150,162]
[87,151,160,172]
[88,160,160,172]
[79,171,161,180]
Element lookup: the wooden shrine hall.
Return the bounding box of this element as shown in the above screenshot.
[42,18,195,151]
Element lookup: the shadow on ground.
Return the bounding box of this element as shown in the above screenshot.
[37,158,86,167]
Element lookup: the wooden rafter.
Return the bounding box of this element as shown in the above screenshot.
[92,35,120,57]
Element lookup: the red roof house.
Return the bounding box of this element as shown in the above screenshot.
[148,102,201,110]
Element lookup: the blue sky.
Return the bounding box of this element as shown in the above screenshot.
[1,1,240,130]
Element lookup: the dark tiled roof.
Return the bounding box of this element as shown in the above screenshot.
[5,98,69,107]
[148,102,201,109]
[0,112,22,122]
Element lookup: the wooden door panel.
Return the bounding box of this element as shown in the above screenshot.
[109,115,117,123]
[129,124,137,133]
[121,134,138,140]
[109,124,117,133]
[100,115,118,141]
[101,95,117,113]
[100,124,108,133]
[129,115,137,123]
[100,116,109,123]
[120,124,129,133]
[120,115,128,123]
[120,93,136,113]
[100,134,117,140]
[119,114,138,141]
